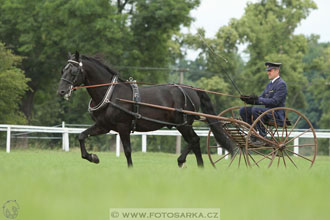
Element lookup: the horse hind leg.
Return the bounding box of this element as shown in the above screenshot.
[118,131,133,167]
[177,147,191,168]
[177,126,203,168]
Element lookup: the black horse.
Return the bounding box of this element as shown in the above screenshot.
[57,51,234,167]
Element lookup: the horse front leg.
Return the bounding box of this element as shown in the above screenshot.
[79,124,109,164]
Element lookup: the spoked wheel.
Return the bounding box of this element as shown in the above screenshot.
[207,106,252,168]
[245,107,317,168]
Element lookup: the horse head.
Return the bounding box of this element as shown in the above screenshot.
[57,51,85,100]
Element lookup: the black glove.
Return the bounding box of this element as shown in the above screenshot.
[249,94,259,104]
[240,94,259,105]
[240,95,250,103]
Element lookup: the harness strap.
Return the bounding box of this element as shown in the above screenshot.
[174,84,198,123]
[68,59,83,66]
[108,101,187,128]
[175,84,196,110]
[176,85,188,125]
[129,78,141,132]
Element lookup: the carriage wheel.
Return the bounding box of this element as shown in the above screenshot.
[207,106,251,168]
[245,107,317,168]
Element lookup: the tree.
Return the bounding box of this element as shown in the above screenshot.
[0,0,130,121]
[310,46,330,128]
[0,42,30,124]
[127,0,200,82]
[183,26,245,112]
[0,0,200,125]
[301,35,327,128]
[231,0,317,108]
[183,0,317,115]
[301,39,330,155]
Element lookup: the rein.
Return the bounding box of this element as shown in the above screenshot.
[66,57,240,99]
[73,81,240,98]
[72,81,154,90]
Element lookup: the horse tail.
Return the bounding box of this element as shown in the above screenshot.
[196,90,235,155]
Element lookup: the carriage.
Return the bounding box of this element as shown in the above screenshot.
[206,106,317,168]
[58,52,317,168]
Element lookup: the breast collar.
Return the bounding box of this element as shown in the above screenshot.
[88,75,119,112]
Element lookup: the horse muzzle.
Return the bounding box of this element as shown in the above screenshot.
[57,85,73,100]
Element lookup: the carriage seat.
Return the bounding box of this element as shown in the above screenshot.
[265,119,291,127]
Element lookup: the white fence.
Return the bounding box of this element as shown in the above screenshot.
[1,124,330,157]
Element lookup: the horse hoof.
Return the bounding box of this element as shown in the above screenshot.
[178,163,187,169]
[91,154,100,164]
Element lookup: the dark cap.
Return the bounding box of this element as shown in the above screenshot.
[265,62,281,71]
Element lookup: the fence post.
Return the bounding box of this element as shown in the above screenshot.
[116,134,121,157]
[62,122,69,152]
[217,146,228,159]
[142,134,147,153]
[6,126,11,153]
[176,135,181,154]
[294,138,299,156]
[217,145,222,155]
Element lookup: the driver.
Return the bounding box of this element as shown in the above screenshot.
[239,62,288,145]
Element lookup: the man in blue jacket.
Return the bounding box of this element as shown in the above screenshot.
[240,62,288,144]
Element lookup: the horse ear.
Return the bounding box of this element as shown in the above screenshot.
[75,51,80,60]
[68,52,72,59]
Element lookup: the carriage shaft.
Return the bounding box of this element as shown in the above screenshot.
[118,98,230,122]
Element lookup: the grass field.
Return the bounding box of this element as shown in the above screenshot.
[1,149,330,220]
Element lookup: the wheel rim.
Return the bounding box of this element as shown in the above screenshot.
[245,107,317,168]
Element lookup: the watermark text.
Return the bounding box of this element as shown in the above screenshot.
[110,208,220,220]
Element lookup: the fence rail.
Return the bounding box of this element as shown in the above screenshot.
[1,123,330,157]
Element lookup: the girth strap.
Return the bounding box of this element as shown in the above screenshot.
[174,84,197,124]
[176,86,188,125]
[129,78,141,132]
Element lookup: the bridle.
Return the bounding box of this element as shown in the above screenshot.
[60,59,84,100]
[61,59,83,85]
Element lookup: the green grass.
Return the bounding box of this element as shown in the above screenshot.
[1,149,330,220]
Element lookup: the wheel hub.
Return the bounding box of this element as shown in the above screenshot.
[279,143,286,150]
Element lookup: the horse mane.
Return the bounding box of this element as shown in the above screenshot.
[81,55,125,82]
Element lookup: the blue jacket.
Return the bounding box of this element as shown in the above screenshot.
[256,77,287,108]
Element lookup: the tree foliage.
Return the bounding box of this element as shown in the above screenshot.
[309,45,330,128]
[0,0,200,125]
[183,26,244,113]
[183,0,317,112]
[183,0,319,122]
[231,0,317,108]
[0,42,30,124]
